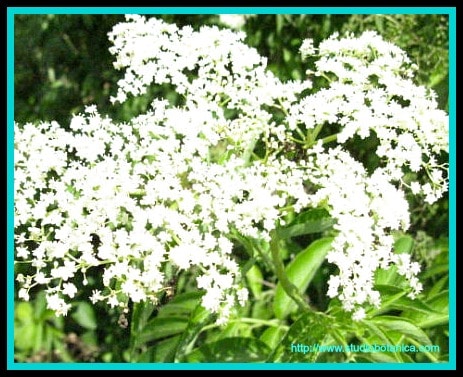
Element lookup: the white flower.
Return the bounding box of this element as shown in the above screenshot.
[236,287,249,306]
[14,17,448,323]
[35,271,51,284]
[46,294,71,316]
[353,308,366,321]
[18,288,30,302]
[300,38,316,59]
[50,260,77,281]
[219,14,247,29]
[62,282,78,298]
[90,289,103,304]
[16,246,29,259]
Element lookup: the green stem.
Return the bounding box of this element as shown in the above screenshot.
[320,133,338,145]
[310,123,325,142]
[305,130,338,149]
[269,229,310,312]
[276,97,290,117]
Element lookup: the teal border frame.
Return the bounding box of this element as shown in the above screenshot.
[6,7,456,370]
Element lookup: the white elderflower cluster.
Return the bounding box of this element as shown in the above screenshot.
[15,16,448,323]
[291,31,448,203]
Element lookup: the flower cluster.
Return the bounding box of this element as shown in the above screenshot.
[15,15,448,322]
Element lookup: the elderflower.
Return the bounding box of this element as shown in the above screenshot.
[14,16,447,324]
[218,14,248,29]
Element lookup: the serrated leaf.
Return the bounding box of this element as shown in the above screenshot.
[269,311,334,362]
[277,208,333,239]
[71,301,97,330]
[186,337,271,362]
[274,237,333,319]
[370,316,432,346]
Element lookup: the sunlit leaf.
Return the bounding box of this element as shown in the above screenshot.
[274,237,333,319]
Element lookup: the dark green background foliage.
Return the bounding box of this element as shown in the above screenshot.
[15,14,448,124]
[14,14,450,363]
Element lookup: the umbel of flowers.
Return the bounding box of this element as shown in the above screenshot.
[14,15,448,323]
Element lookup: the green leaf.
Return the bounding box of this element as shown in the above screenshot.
[14,323,36,351]
[33,322,44,353]
[403,290,448,328]
[174,304,211,361]
[260,326,287,350]
[369,316,432,346]
[185,337,271,362]
[374,265,408,288]
[426,290,449,312]
[373,284,440,315]
[136,317,187,346]
[137,335,181,362]
[211,321,249,341]
[394,235,414,254]
[15,302,34,323]
[277,208,333,239]
[157,291,203,318]
[388,296,440,315]
[274,237,333,319]
[270,311,334,362]
[34,291,49,321]
[276,14,284,35]
[246,264,263,298]
[251,296,273,320]
[427,275,448,298]
[420,264,448,279]
[130,300,156,333]
[362,319,394,345]
[71,301,97,330]
[357,353,401,363]
[131,293,207,361]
